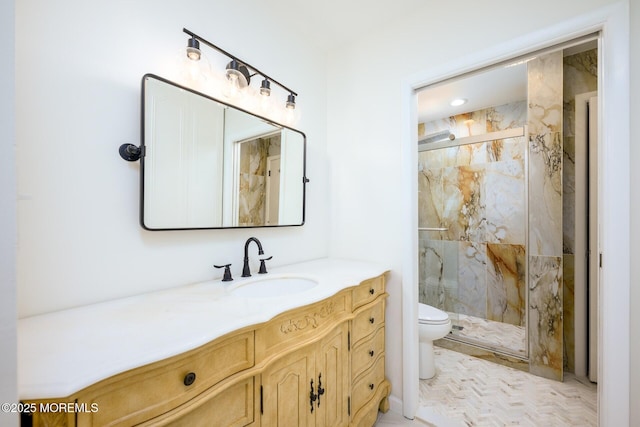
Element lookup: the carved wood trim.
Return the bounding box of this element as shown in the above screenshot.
[279,301,336,334]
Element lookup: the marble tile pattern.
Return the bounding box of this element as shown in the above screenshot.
[445,312,526,357]
[454,242,487,319]
[563,254,575,373]
[237,136,280,226]
[485,158,525,244]
[528,52,563,135]
[418,134,527,336]
[562,49,597,372]
[420,101,526,140]
[528,255,563,381]
[238,139,267,226]
[528,131,563,256]
[528,51,563,257]
[418,347,597,427]
[527,51,564,382]
[486,243,526,327]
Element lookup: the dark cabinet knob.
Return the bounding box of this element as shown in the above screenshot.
[183,372,196,386]
[369,350,375,357]
[369,383,375,390]
[369,317,375,324]
[369,288,375,295]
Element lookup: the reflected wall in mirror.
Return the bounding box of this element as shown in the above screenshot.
[141,74,306,230]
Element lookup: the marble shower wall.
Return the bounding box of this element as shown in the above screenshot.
[238,135,281,226]
[419,101,527,141]
[562,48,598,372]
[527,51,564,381]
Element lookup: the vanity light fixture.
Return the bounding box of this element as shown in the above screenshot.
[186,37,201,61]
[225,59,251,88]
[260,79,271,96]
[286,93,296,109]
[183,28,298,110]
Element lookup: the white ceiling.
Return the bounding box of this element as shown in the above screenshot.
[416,62,528,124]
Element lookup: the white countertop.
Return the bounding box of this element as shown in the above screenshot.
[18,258,388,400]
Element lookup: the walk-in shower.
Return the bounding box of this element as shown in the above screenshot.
[418,120,528,358]
[416,39,599,383]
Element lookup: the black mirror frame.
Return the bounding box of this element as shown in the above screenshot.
[138,73,307,231]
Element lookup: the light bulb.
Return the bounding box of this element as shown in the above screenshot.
[223,73,242,100]
[177,48,211,90]
[186,38,201,61]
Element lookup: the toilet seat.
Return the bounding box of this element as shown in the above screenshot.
[418,303,449,325]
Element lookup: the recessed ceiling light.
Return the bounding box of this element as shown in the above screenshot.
[450,98,467,107]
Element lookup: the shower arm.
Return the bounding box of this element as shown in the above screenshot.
[418,227,449,231]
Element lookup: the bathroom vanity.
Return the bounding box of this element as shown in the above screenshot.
[18,259,390,427]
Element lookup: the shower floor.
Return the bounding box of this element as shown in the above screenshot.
[449,312,526,357]
[418,347,597,427]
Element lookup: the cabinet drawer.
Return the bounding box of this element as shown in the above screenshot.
[144,377,255,427]
[351,355,385,416]
[351,326,385,381]
[352,275,385,310]
[352,301,385,344]
[77,331,254,426]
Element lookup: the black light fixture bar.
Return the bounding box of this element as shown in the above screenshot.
[183,28,298,97]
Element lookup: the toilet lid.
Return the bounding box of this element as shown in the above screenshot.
[418,303,449,325]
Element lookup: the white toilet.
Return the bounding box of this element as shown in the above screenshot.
[418,303,451,379]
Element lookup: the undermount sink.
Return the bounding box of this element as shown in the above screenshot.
[228,275,318,298]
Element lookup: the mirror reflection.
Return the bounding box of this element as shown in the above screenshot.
[141,74,306,230]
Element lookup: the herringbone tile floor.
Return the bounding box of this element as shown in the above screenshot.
[417,347,597,426]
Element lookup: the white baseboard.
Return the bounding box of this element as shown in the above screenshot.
[388,394,404,417]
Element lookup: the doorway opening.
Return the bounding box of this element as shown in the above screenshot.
[411,35,602,425]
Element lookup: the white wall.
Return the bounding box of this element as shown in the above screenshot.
[1,0,18,423]
[15,0,330,317]
[629,0,640,423]
[326,0,629,417]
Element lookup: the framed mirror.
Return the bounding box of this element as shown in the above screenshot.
[140,74,307,230]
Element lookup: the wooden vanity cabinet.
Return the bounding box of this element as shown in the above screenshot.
[23,273,389,427]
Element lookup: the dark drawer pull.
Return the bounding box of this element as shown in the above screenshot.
[369,383,375,390]
[183,372,196,386]
[369,350,375,357]
[369,288,375,295]
[369,317,375,324]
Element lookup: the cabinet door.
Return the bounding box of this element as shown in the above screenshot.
[261,346,315,427]
[315,322,349,427]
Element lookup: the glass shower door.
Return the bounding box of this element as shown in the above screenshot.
[417,129,528,358]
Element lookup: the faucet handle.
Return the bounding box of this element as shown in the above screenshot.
[214,264,233,282]
[258,256,273,274]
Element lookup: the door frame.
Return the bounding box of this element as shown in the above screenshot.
[400,4,630,425]
[265,154,281,225]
